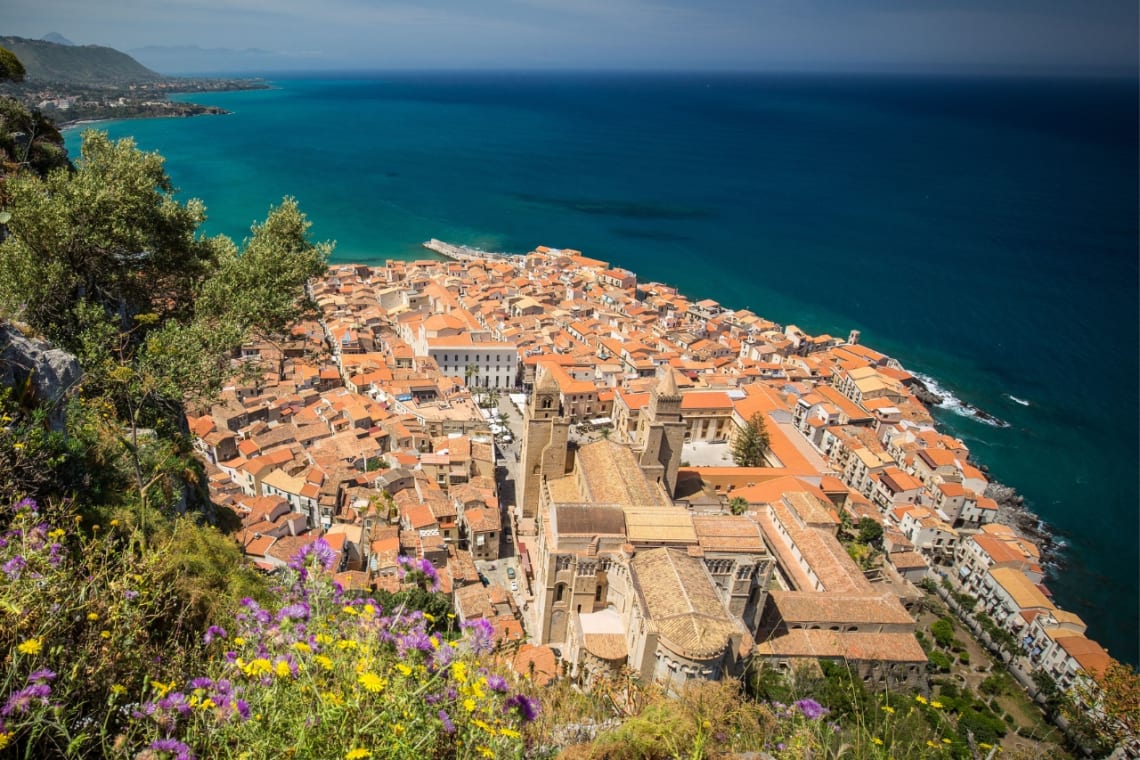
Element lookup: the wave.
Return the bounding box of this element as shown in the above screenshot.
[1006,394,1030,407]
[912,371,1010,428]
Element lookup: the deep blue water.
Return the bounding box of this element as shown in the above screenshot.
[65,71,1139,664]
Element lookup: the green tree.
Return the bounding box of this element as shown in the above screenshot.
[731,411,770,467]
[728,496,749,516]
[0,47,25,83]
[856,517,883,545]
[0,131,329,516]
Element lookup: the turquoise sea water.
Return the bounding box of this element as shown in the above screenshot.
[64,72,1139,664]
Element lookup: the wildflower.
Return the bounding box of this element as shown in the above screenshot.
[357,672,385,693]
[423,612,435,623]
[342,606,359,616]
[396,663,412,676]
[461,618,495,655]
[345,751,372,760]
[362,603,376,616]
[942,738,952,744]
[278,602,311,621]
[48,528,64,539]
[499,727,521,739]
[235,699,251,720]
[2,556,26,579]
[881,704,895,714]
[979,743,993,750]
[110,519,119,527]
[16,637,42,656]
[151,680,176,698]
[930,700,943,709]
[504,694,540,723]
[294,641,312,653]
[289,537,337,572]
[147,738,193,760]
[871,737,884,745]
[27,669,55,683]
[2,683,51,716]
[87,612,99,621]
[275,660,292,678]
[915,695,928,704]
[204,626,227,644]
[315,655,333,671]
[111,684,127,696]
[0,732,11,751]
[927,740,939,748]
[486,674,508,693]
[439,709,456,734]
[452,661,468,683]
[100,630,111,639]
[794,698,828,720]
[463,698,477,713]
[476,747,494,758]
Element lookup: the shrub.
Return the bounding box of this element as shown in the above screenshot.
[928,651,953,672]
[930,617,955,648]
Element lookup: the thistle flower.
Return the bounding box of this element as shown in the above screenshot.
[794,698,828,720]
[504,693,540,723]
[203,626,227,645]
[146,738,193,760]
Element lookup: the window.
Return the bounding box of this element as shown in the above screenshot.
[555,584,566,602]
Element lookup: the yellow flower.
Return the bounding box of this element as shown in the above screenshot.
[423,612,436,623]
[357,672,385,693]
[345,750,372,760]
[881,705,895,714]
[915,695,928,704]
[941,738,952,744]
[447,613,456,619]
[452,661,468,682]
[463,698,476,713]
[338,639,359,650]
[151,680,176,698]
[316,633,333,645]
[0,732,11,751]
[293,641,312,653]
[393,725,405,736]
[234,637,246,646]
[110,519,119,527]
[476,748,494,759]
[87,612,99,621]
[315,655,333,671]
[979,743,993,750]
[17,637,43,656]
[871,737,884,745]
[110,684,127,696]
[199,698,216,710]
[927,740,939,748]
[499,728,521,739]
[100,630,111,639]
[396,664,412,677]
[12,443,24,451]
[473,719,493,734]
[48,528,65,539]
[321,691,344,706]
[275,660,292,678]
[342,605,359,616]
[930,700,943,709]
[362,604,376,616]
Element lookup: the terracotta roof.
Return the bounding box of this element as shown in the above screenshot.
[755,629,927,663]
[631,547,743,659]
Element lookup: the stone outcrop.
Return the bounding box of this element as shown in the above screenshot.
[0,322,82,431]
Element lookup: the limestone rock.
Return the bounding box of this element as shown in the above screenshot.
[0,322,82,431]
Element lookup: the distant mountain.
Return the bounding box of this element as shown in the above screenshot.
[41,33,75,46]
[0,35,164,85]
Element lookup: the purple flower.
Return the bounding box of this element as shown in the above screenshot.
[203,625,227,645]
[439,709,456,734]
[148,738,193,760]
[26,669,56,684]
[13,497,37,513]
[486,674,508,693]
[158,692,192,715]
[123,589,139,600]
[504,694,540,723]
[288,537,337,572]
[397,555,440,591]
[2,555,26,579]
[2,683,52,716]
[276,602,310,622]
[462,618,495,655]
[47,543,63,567]
[794,698,828,721]
[189,677,214,690]
[233,697,249,724]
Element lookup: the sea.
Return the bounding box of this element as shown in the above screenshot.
[63,71,1140,665]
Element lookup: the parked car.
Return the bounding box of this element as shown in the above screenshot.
[506,566,516,579]
[510,581,519,593]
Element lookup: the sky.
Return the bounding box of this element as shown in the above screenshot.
[5,0,1138,75]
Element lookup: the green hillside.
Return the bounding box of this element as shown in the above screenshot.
[0,35,164,85]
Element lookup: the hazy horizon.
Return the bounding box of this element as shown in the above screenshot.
[6,0,1137,77]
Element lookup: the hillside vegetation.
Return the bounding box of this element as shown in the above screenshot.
[0,36,163,86]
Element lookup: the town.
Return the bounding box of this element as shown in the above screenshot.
[186,240,1116,732]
